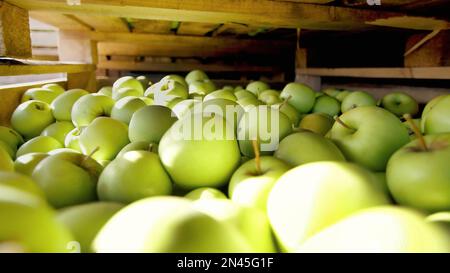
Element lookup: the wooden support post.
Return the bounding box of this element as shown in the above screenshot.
[0,1,32,58]
[404,30,450,67]
[58,30,98,91]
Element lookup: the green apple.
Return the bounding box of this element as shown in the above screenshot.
[171,99,199,119]
[137,75,151,89]
[185,187,227,201]
[421,95,450,134]
[64,127,86,152]
[165,97,185,109]
[267,161,389,252]
[111,96,147,124]
[341,91,376,112]
[387,133,450,212]
[328,106,410,171]
[427,212,450,229]
[49,148,80,155]
[259,90,282,105]
[0,145,14,171]
[112,87,143,101]
[234,85,245,92]
[14,153,48,176]
[237,97,263,110]
[71,94,115,127]
[129,105,177,143]
[40,121,75,145]
[0,171,45,198]
[0,186,74,253]
[97,86,112,97]
[372,172,390,197]
[299,113,334,136]
[188,79,216,96]
[322,88,341,98]
[112,76,144,94]
[237,105,293,157]
[11,100,55,139]
[298,206,450,253]
[32,151,103,208]
[204,89,237,102]
[93,196,250,252]
[139,96,154,105]
[159,113,241,189]
[42,83,65,95]
[335,90,351,102]
[280,83,316,113]
[21,88,60,104]
[117,141,157,157]
[57,202,124,253]
[381,92,419,117]
[0,126,23,158]
[193,199,276,252]
[161,74,188,88]
[148,80,188,106]
[246,81,270,97]
[235,89,257,100]
[51,89,89,121]
[229,156,290,212]
[274,131,345,166]
[79,117,130,161]
[403,118,421,140]
[185,70,209,85]
[200,99,244,130]
[16,136,63,157]
[421,95,447,133]
[313,95,340,117]
[272,102,301,127]
[98,150,172,203]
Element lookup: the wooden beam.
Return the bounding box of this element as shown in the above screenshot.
[0,1,32,58]
[0,63,95,76]
[73,15,130,32]
[29,11,90,30]
[177,22,220,36]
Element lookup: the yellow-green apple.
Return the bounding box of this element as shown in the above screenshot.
[112,76,144,94]
[112,87,143,101]
[204,89,237,102]
[137,75,151,89]
[97,86,112,97]
[79,117,130,161]
[42,83,65,95]
[237,105,293,157]
[223,85,234,91]
[372,172,390,197]
[98,150,172,204]
[335,90,351,102]
[246,81,270,97]
[328,106,410,171]
[57,202,124,253]
[93,196,250,252]
[237,97,263,110]
[298,206,450,253]
[229,156,290,212]
[193,199,276,252]
[21,88,60,104]
[185,70,209,85]
[16,136,63,157]
[200,99,244,131]
[421,95,450,134]
[32,151,103,208]
[48,148,80,155]
[188,79,216,96]
[272,102,301,127]
[117,141,157,157]
[159,113,241,189]
[427,212,450,229]
[322,88,340,98]
[341,91,376,112]
[71,94,115,127]
[280,83,316,113]
[185,187,227,201]
[14,153,48,176]
[129,105,177,143]
[151,80,188,106]
[0,126,23,158]
[299,113,334,136]
[0,145,13,171]
[274,131,345,166]
[171,99,199,119]
[51,89,89,121]
[235,89,257,100]
[11,100,55,139]
[234,85,245,92]
[64,127,86,152]
[313,95,340,117]
[259,90,282,105]
[267,161,389,252]
[0,171,45,198]
[381,92,419,117]
[161,74,188,88]
[111,96,147,124]
[41,121,75,145]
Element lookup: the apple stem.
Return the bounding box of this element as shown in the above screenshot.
[334,116,355,132]
[251,139,262,175]
[280,95,292,108]
[83,146,100,164]
[404,114,428,151]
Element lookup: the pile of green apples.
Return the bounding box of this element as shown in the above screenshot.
[0,69,449,253]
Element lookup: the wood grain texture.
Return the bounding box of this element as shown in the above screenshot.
[0,1,32,58]
[297,67,450,79]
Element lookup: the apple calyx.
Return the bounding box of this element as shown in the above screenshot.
[334,116,356,133]
[251,139,262,175]
[404,114,428,152]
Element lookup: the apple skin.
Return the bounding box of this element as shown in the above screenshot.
[328,106,410,171]
[112,76,144,94]
[98,150,172,204]
[93,196,251,253]
[51,89,89,121]
[161,74,188,88]
[421,95,450,134]
[41,121,75,145]
[274,131,346,166]
[0,171,45,198]
[185,70,209,85]
[0,145,14,171]
[386,133,450,212]
[312,95,341,117]
[229,156,290,212]
[193,199,277,252]
[32,151,103,208]
[237,97,263,110]
[117,141,157,158]
[71,94,115,127]
[341,91,376,112]
[14,153,48,176]
[381,92,419,117]
[199,99,244,131]
[42,83,65,95]
[16,136,63,158]
[335,90,351,102]
[323,88,341,98]
[21,88,60,104]
[0,126,24,158]
[185,187,227,201]
[237,105,293,157]
[298,206,450,253]
[171,99,199,119]
[79,117,130,161]
[111,96,147,125]
[267,161,389,252]
[280,83,316,113]
[0,186,74,253]
[11,100,55,139]
[272,103,301,127]
[129,105,178,143]
[188,80,217,96]
[235,89,256,101]
[204,89,237,102]
[246,81,270,97]
[112,87,143,101]
[159,113,241,189]
[427,212,450,230]
[57,202,124,253]
[259,90,282,105]
[146,80,188,105]
[299,113,334,136]
[64,127,86,152]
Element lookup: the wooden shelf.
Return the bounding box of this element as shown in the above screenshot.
[0,61,95,76]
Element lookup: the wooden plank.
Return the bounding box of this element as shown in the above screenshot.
[297,67,450,80]
[129,19,173,34]
[6,0,417,30]
[67,71,96,91]
[29,11,90,30]
[0,63,95,76]
[0,1,32,58]
[74,15,129,32]
[214,23,269,37]
[368,16,449,30]
[177,22,219,36]
[405,30,450,67]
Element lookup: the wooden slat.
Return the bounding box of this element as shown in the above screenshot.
[29,11,90,30]
[214,23,269,37]
[0,63,95,76]
[177,22,219,36]
[74,15,129,32]
[0,1,32,58]
[368,16,449,30]
[130,19,173,34]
